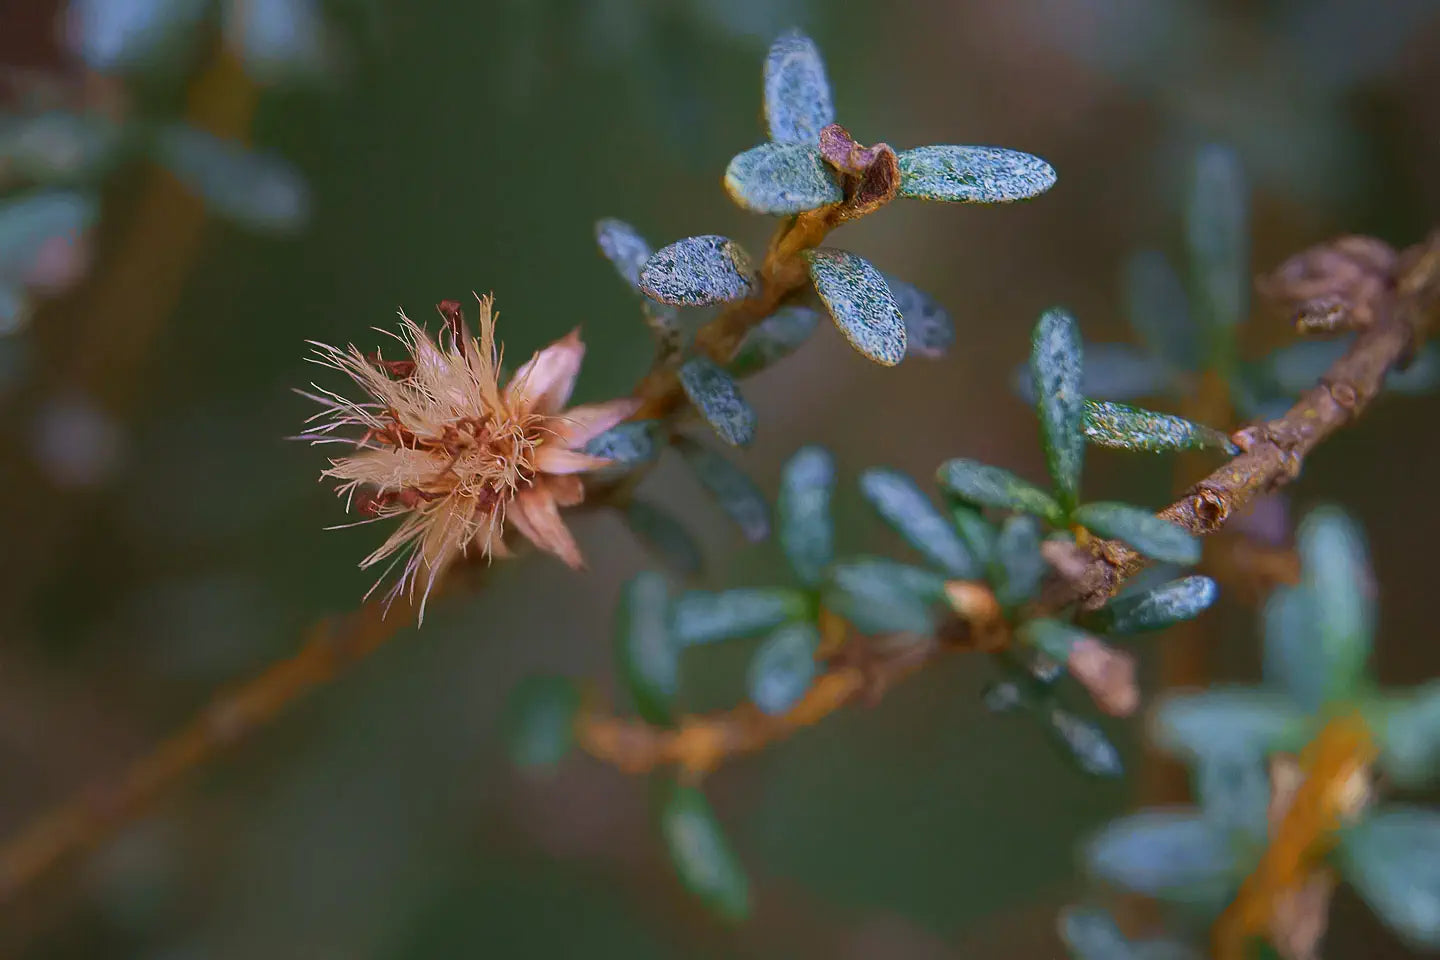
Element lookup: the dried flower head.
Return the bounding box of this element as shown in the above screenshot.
[301,295,638,617]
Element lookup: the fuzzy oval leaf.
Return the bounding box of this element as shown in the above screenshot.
[805,248,906,366]
[1074,502,1200,566]
[152,125,309,232]
[1031,307,1085,508]
[584,419,661,476]
[1048,706,1125,779]
[1125,248,1199,371]
[671,587,808,647]
[1337,807,1440,950]
[0,284,24,330]
[748,621,821,716]
[640,235,754,306]
[661,783,750,921]
[1185,144,1249,332]
[1018,618,1091,664]
[0,190,96,285]
[615,571,676,726]
[823,557,946,636]
[625,499,702,579]
[1376,683,1440,789]
[860,467,979,578]
[679,356,756,447]
[1082,401,1237,455]
[0,113,123,182]
[1013,343,1175,405]
[1194,753,1270,841]
[724,142,842,215]
[595,217,652,288]
[995,515,1046,609]
[949,503,998,567]
[763,30,834,145]
[1298,506,1374,703]
[504,675,581,771]
[896,145,1057,203]
[884,273,955,359]
[68,0,209,71]
[1085,576,1219,635]
[1151,688,1310,762]
[1085,811,1237,903]
[727,305,821,377]
[778,446,835,586]
[936,458,1062,522]
[224,0,327,83]
[1262,584,1325,712]
[675,438,769,542]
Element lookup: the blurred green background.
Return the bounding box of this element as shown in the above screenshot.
[3,0,1440,956]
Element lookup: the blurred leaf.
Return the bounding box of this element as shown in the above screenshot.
[763,30,834,145]
[625,499,702,579]
[1262,584,1323,713]
[724,143,842,215]
[1125,248,1199,371]
[948,503,997,567]
[896,145,1057,202]
[804,248,906,366]
[595,217,653,288]
[1047,706,1124,779]
[748,621,821,715]
[671,588,808,646]
[859,467,979,579]
[1082,401,1237,455]
[1018,618,1089,664]
[1387,343,1440,393]
[1338,807,1440,949]
[1193,753,1270,841]
[994,515,1045,608]
[675,438,769,542]
[0,190,96,285]
[1151,688,1310,761]
[615,571,676,725]
[1073,503,1200,565]
[1012,344,1175,405]
[1258,337,1440,398]
[727,305,820,377]
[1185,144,1249,334]
[777,446,835,586]
[224,0,327,84]
[68,0,209,71]
[1060,907,1198,960]
[679,356,756,446]
[1297,506,1373,704]
[584,419,660,473]
[1085,811,1237,904]
[1084,575,1218,634]
[152,125,309,232]
[0,284,24,331]
[0,113,123,182]
[1031,307,1085,509]
[660,783,750,921]
[884,273,955,359]
[504,675,580,771]
[823,557,945,635]
[936,458,1063,523]
[640,235,754,306]
[1375,682,1440,789]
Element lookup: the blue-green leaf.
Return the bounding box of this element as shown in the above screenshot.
[0,284,24,332]
[884,273,955,359]
[69,0,209,71]
[1151,688,1310,762]
[1074,502,1200,565]
[1011,344,1175,405]
[994,515,1046,609]
[595,217,653,288]
[1338,807,1440,949]
[762,30,834,145]
[948,503,998,567]
[1031,307,1085,509]
[640,235,754,306]
[1060,907,1198,960]
[727,305,820,377]
[615,571,676,725]
[0,190,97,285]
[660,783,750,921]
[748,622,821,716]
[805,248,906,366]
[679,356,756,446]
[671,588,809,646]
[1082,401,1238,455]
[936,458,1063,523]
[1262,584,1324,711]
[1124,248,1198,371]
[1297,506,1374,704]
[1375,682,1440,789]
[1085,576,1218,634]
[152,125,309,232]
[1185,144,1249,333]
[724,143,842,215]
[896,145,1057,203]
[1193,753,1270,841]
[0,113,123,182]
[224,0,327,83]
[1047,706,1125,779]
[624,499,702,579]
[1018,618,1091,664]
[504,675,580,771]
[777,446,835,586]
[823,557,945,635]
[859,467,979,579]
[584,419,661,477]
[1085,811,1237,904]
[675,438,769,542]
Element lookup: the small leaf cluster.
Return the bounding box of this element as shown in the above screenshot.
[1068,508,1440,958]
